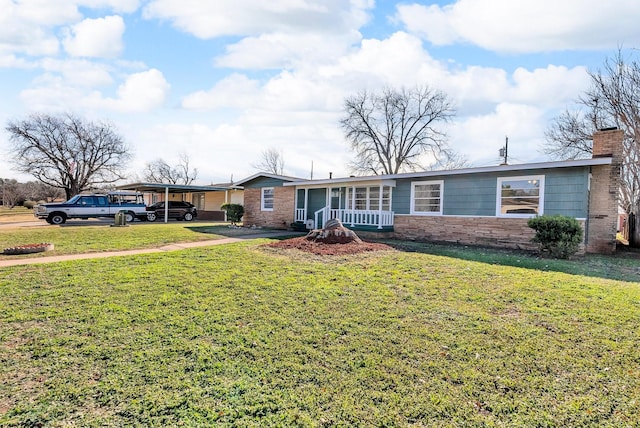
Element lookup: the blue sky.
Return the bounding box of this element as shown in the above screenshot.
[1,0,640,185]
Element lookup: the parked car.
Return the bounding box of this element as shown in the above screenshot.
[146,201,197,221]
[34,192,147,224]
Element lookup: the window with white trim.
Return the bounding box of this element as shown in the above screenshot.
[261,187,274,211]
[411,180,443,215]
[346,186,392,211]
[354,187,367,210]
[497,175,544,217]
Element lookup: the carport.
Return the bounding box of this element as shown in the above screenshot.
[115,182,239,223]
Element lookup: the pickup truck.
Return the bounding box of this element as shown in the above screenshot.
[34,192,148,224]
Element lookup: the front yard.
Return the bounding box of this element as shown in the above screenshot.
[1,233,639,426]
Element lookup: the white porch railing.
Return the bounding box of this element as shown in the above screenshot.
[295,208,306,222]
[312,207,394,229]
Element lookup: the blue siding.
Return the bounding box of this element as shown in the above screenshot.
[543,168,589,217]
[243,177,290,189]
[443,175,496,215]
[391,166,590,217]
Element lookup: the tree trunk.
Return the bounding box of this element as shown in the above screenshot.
[629,212,640,248]
[305,218,362,244]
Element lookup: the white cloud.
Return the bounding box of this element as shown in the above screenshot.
[451,103,547,165]
[182,74,261,110]
[19,68,169,113]
[143,0,373,39]
[320,32,446,89]
[396,0,640,52]
[63,15,125,58]
[509,65,590,106]
[0,0,139,57]
[0,54,36,69]
[215,31,362,70]
[39,58,114,86]
[78,0,140,13]
[95,69,170,112]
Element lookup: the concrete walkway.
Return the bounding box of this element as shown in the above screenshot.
[0,231,302,268]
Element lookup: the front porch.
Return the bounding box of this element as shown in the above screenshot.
[292,181,396,231]
[295,207,394,230]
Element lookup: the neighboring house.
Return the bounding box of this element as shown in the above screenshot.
[116,182,243,221]
[239,129,623,254]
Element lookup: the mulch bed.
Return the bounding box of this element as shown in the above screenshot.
[264,236,394,256]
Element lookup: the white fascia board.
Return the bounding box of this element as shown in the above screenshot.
[282,158,612,187]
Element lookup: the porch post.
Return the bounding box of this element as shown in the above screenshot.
[350,186,356,227]
[304,188,309,220]
[294,188,298,221]
[378,184,383,229]
[224,190,229,222]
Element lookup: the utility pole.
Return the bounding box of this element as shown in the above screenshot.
[499,136,509,165]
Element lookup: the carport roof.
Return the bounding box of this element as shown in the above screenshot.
[115,182,240,193]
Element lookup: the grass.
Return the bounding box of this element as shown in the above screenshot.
[1,238,639,427]
[386,240,640,284]
[0,206,34,223]
[0,222,237,260]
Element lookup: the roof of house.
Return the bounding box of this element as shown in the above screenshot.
[283,157,613,187]
[233,172,304,186]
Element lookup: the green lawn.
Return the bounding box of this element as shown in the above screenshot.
[0,223,264,260]
[1,239,639,427]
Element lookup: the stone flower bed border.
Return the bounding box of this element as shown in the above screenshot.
[2,243,54,255]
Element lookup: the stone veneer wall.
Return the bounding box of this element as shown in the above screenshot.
[242,187,295,229]
[393,215,587,253]
[586,129,623,254]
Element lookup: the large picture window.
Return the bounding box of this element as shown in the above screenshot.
[497,175,544,217]
[261,187,274,211]
[411,181,443,215]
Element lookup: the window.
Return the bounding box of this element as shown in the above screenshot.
[261,187,274,211]
[411,181,443,215]
[497,175,544,217]
[346,186,393,211]
[354,187,367,210]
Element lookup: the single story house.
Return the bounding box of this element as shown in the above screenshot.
[238,129,623,254]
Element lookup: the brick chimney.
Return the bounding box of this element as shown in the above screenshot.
[586,128,624,253]
[592,127,624,159]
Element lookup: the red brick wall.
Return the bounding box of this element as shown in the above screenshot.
[242,187,295,229]
[587,129,623,254]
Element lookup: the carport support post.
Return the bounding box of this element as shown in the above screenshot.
[164,186,169,223]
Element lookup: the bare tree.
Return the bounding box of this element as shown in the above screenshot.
[21,181,65,202]
[0,178,21,207]
[340,85,456,175]
[427,149,470,171]
[6,113,131,200]
[143,152,198,184]
[252,147,285,175]
[544,109,597,160]
[545,50,640,218]
[545,50,640,246]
